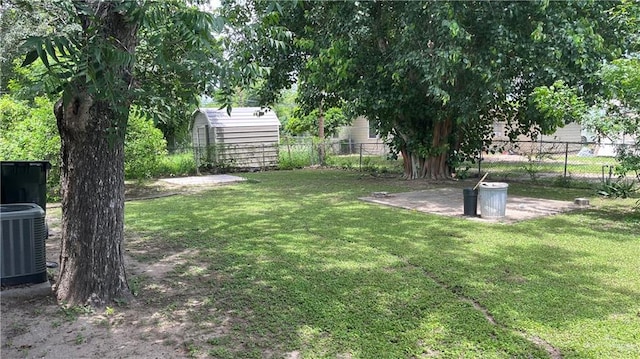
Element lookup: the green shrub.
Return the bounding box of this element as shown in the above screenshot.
[156,152,197,177]
[325,155,354,170]
[278,143,315,169]
[596,179,638,199]
[0,95,29,133]
[325,154,403,174]
[615,145,640,182]
[0,96,181,190]
[124,113,168,180]
[0,95,61,200]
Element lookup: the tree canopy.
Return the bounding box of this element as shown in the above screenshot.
[285,106,350,138]
[530,1,639,182]
[534,0,639,142]
[133,2,224,147]
[230,0,632,179]
[1,0,228,147]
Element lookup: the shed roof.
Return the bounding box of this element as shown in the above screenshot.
[195,107,280,128]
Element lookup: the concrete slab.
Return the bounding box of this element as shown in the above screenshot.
[0,281,52,300]
[360,188,586,223]
[160,174,246,186]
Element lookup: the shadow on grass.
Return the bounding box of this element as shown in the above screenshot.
[503,202,639,241]
[123,171,639,358]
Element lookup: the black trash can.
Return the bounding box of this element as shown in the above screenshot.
[1,161,51,213]
[463,187,478,216]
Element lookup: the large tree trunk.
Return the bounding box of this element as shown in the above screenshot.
[163,125,177,151]
[401,118,453,180]
[53,2,137,307]
[401,151,451,180]
[158,121,178,151]
[54,97,130,306]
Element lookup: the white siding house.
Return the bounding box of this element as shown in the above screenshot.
[192,107,280,168]
[336,116,390,155]
[338,117,588,156]
[492,122,583,143]
[491,121,584,154]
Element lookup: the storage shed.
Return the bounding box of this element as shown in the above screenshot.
[192,107,280,169]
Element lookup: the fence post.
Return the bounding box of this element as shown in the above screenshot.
[478,146,482,176]
[195,146,201,175]
[602,165,612,184]
[563,142,569,178]
[359,143,363,171]
[539,138,543,157]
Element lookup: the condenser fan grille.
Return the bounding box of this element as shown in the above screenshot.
[1,203,47,286]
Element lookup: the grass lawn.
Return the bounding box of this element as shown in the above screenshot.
[124,169,640,358]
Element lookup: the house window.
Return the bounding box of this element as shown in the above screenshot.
[493,122,505,138]
[368,120,377,139]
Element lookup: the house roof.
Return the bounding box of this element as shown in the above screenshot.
[195,107,280,128]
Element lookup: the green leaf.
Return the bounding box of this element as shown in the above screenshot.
[55,38,69,57]
[44,41,59,62]
[36,46,49,68]
[21,50,39,67]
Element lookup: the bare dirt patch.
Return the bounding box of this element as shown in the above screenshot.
[1,228,201,358]
[1,179,244,359]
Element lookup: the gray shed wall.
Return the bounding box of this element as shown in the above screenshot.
[192,108,280,168]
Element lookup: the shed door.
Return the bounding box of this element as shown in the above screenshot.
[195,127,206,147]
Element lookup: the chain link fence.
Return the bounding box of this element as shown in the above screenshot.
[170,139,401,173]
[475,140,636,184]
[171,139,637,187]
[190,143,279,171]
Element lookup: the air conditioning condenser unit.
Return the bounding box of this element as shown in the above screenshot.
[1,203,47,286]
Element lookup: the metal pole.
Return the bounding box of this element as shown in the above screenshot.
[359,143,363,171]
[539,138,542,157]
[478,146,482,176]
[205,125,211,162]
[563,142,569,178]
[195,146,200,175]
[310,141,314,166]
